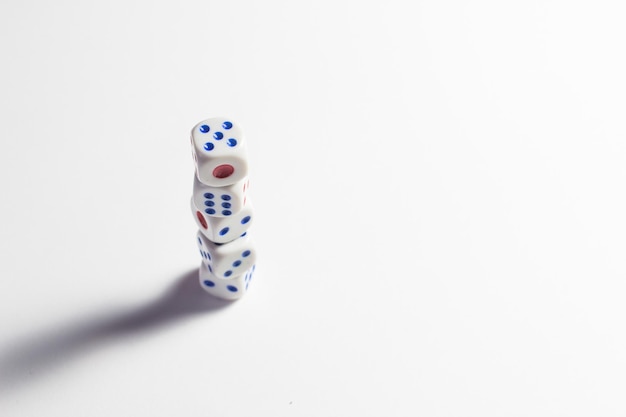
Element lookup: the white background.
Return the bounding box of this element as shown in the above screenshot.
[1,0,625,415]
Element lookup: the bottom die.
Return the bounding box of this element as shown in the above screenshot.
[198,262,256,301]
[196,231,257,279]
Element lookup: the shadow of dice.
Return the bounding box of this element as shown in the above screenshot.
[191,198,254,244]
[192,174,249,218]
[199,262,256,300]
[190,117,248,187]
[196,231,257,279]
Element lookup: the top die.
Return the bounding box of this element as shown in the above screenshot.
[191,117,248,187]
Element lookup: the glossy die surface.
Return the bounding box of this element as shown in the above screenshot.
[199,262,256,300]
[192,174,249,218]
[191,198,254,243]
[191,117,248,187]
[196,231,257,279]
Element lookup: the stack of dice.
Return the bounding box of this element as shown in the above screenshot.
[189,117,257,300]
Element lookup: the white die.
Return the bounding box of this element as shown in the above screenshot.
[196,231,257,279]
[198,262,256,300]
[191,197,254,243]
[192,174,249,218]
[190,117,248,187]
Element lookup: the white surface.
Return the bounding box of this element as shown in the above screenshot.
[1,1,626,415]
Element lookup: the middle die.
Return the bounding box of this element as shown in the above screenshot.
[196,231,257,279]
[191,197,254,243]
[192,174,249,217]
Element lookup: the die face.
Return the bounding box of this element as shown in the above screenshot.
[198,262,256,300]
[191,197,254,243]
[196,231,257,279]
[197,236,214,272]
[191,117,248,187]
[192,174,248,218]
